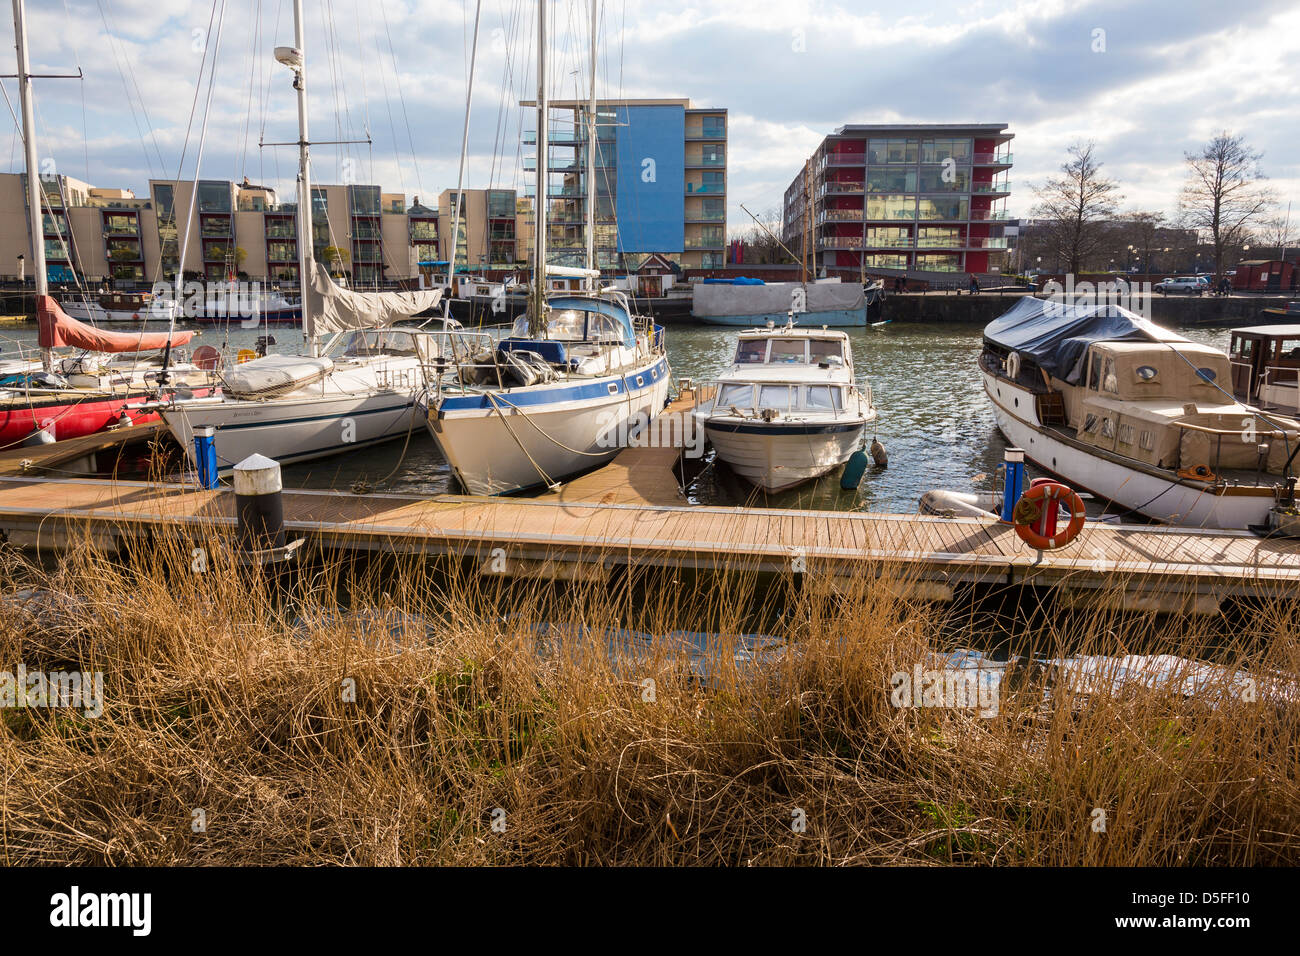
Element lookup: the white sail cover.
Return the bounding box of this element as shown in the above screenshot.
[694,280,865,318]
[307,262,443,335]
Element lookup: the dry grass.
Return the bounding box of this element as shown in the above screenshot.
[0,517,1297,866]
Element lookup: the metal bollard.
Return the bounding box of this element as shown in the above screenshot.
[193,426,219,491]
[232,453,285,553]
[1000,448,1026,522]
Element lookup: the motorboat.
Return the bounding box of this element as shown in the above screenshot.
[979,296,1300,529]
[62,290,179,324]
[693,322,877,491]
[1227,324,1300,414]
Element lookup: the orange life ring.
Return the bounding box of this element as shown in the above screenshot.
[1012,481,1087,550]
[1177,464,1215,481]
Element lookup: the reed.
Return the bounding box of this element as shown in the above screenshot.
[0,511,1296,866]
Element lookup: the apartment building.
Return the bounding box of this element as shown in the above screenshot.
[781,123,1013,276]
[523,97,728,271]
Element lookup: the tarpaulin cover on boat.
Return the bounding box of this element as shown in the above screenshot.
[37,295,196,353]
[694,280,864,318]
[983,296,1189,385]
[307,263,443,335]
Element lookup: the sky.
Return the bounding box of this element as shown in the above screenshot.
[9,0,1300,235]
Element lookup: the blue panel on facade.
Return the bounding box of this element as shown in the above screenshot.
[614,105,684,254]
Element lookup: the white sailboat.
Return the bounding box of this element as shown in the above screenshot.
[155,0,443,474]
[695,323,877,491]
[418,0,669,496]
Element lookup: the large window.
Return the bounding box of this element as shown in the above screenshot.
[865,226,912,248]
[153,184,175,220]
[864,253,909,270]
[916,196,969,220]
[867,139,918,164]
[487,189,515,218]
[348,185,381,215]
[197,181,232,213]
[700,116,725,138]
[918,165,970,192]
[920,138,972,163]
[865,194,916,221]
[917,226,961,248]
[866,167,917,193]
[915,252,962,272]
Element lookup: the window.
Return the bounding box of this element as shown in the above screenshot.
[153,184,175,219]
[867,138,918,164]
[768,339,807,363]
[809,339,843,364]
[918,165,970,192]
[758,385,792,410]
[1089,352,1103,391]
[916,196,969,220]
[718,383,753,408]
[736,339,766,364]
[1102,357,1119,394]
[865,194,916,221]
[805,385,843,410]
[866,167,917,193]
[349,185,381,215]
[197,181,232,213]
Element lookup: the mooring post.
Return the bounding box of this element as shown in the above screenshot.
[193,426,219,491]
[1001,447,1026,521]
[232,453,285,553]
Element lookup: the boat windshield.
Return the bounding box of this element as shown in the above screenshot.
[339,329,420,356]
[768,339,807,364]
[508,308,628,344]
[809,339,845,364]
[715,383,845,413]
[735,339,767,364]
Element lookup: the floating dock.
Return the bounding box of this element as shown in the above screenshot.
[0,389,1296,612]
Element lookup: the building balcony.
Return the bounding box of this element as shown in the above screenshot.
[862,237,915,249]
[686,183,725,195]
[973,152,1013,166]
[825,155,865,167]
[967,237,1010,249]
[685,129,726,141]
[685,211,726,223]
[685,156,726,168]
[820,181,864,195]
[971,181,1012,194]
[818,236,865,250]
[266,226,297,238]
[968,209,1009,221]
[819,209,863,222]
[684,236,725,249]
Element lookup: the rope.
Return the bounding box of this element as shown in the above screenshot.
[483,389,561,490]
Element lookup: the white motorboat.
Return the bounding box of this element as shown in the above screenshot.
[980,296,1300,530]
[62,290,179,324]
[694,323,877,491]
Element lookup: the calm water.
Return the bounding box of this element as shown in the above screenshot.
[0,315,1235,514]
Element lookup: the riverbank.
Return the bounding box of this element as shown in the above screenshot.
[877,291,1295,325]
[2,529,1296,865]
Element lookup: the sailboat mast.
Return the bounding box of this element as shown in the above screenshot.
[584,0,596,288]
[12,0,49,369]
[448,0,482,314]
[531,0,548,333]
[289,0,316,353]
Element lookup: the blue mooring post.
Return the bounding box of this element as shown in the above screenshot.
[193,426,219,491]
[1001,448,1026,521]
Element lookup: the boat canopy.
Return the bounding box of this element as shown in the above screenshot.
[307,262,443,335]
[37,295,195,353]
[510,295,636,348]
[694,280,865,318]
[983,296,1189,385]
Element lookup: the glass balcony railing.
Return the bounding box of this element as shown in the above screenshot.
[684,235,725,249]
[972,152,1013,165]
[686,155,726,167]
[819,209,863,222]
[686,183,725,194]
[818,236,865,249]
[969,209,1009,220]
[971,180,1012,194]
[863,236,915,249]
[820,181,864,194]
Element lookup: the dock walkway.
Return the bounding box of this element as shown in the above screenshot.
[0,473,1297,611]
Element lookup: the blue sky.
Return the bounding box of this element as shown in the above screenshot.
[9,0,1300,232]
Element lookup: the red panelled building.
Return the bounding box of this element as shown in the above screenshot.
[781,123,1013,277]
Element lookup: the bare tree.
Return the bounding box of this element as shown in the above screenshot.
[1119,211,1165,274]
[1178,132,1275,280]
[1031,141,1124,274]
[741,206,790,265]
[1257,207,1296,259]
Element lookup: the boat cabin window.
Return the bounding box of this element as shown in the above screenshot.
[1234,337,1255,360]
[805,385,844,410]
[809,339,844,365]
[735,339,767,364]
[758,385,792,410]
[340,329,419,356]
[1088,350,1118,394]
[769,339,807,364]
[510,309,587,341]
[717,383,754,408]
[1280,339,1300,360]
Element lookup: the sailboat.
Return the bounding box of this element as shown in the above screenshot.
[0,0,203,449]
[154,0,444,474]
[418,0,670,495]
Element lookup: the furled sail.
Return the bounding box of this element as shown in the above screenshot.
[307,263,443,335]
[37,296,195,352]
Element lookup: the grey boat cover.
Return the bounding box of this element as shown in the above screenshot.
[693,280,865,318]
[307,262,443,335]
[983,296,1189,385]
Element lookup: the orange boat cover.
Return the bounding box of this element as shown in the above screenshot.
[37,295,195,353]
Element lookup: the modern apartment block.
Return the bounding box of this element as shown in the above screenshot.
[523,98,727,271]
[781,123,1013,276]
[0,171,469,288]
[436,188,521,271]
